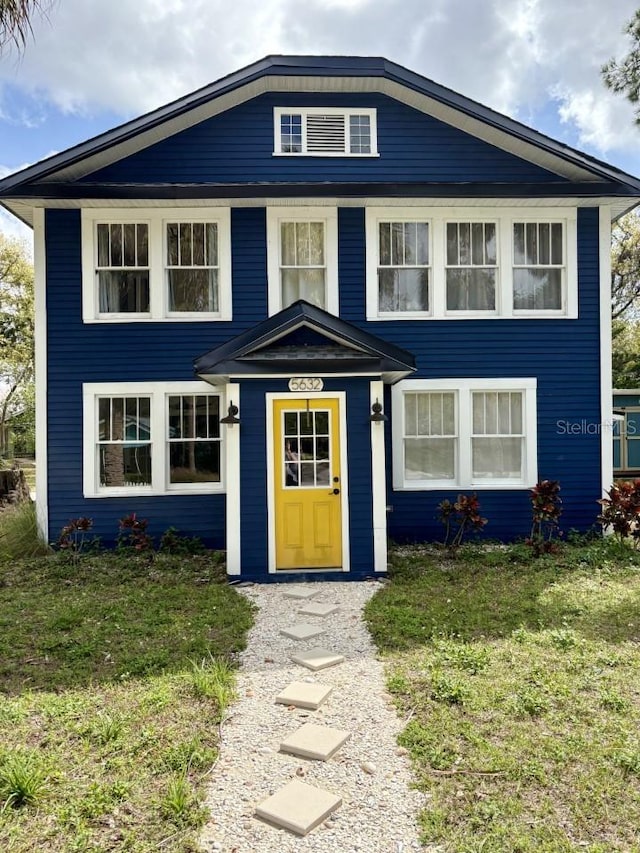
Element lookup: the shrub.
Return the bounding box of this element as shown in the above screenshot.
[57,517,98,561]
[597,480,640,545]
[159,526,205,555]
[527,479,562,555]
[437,493,487,551]
[0,751,47,809]
[116,513,154,553]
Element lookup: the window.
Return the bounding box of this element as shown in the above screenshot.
[96,222,150,315]
[266,208,338,315]
[392,379,537,489]
[84,382,226,497]
[97,396,152,487]
[273,108,378,156]
[168,394,221,486]
[282,409,331,488]
[82,209,232,322]
[377,220,430,314]
[366,207,577,320]
[513,222,564,311]
[446,222,497,312]
[166,222,219,313]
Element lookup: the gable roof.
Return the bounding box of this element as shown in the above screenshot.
[194,300,416,385]
[1,54,639,224]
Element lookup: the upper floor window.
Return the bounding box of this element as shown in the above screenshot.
[82,209,232,323]
[273,108,378,157]
[266,207,339,316]
[366,206,577,320]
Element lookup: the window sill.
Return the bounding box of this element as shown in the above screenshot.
[84,485,226,498]
[85,315,232,323]
[272,152,380,158]
[393,482,534,491]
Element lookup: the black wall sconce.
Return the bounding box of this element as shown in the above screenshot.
[221,401,240,426]
[369,398,388,423]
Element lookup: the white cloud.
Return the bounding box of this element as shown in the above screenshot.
[0,0,639,168]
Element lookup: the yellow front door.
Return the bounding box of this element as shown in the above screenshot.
[273,398,342,570]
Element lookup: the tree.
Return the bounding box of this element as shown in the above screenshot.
[612,212,640,320]
[0,0,50,51]
[612,319,640,387]
[0,233,34,457]
[602,10,640,122]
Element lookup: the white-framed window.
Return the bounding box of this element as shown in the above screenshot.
[266,207,339,315]
[366,207,577,320]
[392,378,537,490]
[83,381,226,497]
[377,219,431,316]
[273,107,378,156]
[446,221,498,313]
[82,208,232,322]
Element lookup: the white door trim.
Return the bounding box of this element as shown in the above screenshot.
[265,391,350,574]
[370,380,388,572]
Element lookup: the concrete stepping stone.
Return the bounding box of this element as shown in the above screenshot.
[297,602,340,617]
[280,723,351,761]
[276,681,333,710]
[254,779,341,836]
[283,588,318,601]
[290,647,345,671]
[280,623,325,641]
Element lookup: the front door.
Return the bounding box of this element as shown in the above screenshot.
[273,398,342,570]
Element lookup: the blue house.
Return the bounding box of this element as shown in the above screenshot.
[1,55,638,580]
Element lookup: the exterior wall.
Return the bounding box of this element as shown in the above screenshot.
[82,93,566,186]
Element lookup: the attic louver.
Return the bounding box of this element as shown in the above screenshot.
[306,114,346,153]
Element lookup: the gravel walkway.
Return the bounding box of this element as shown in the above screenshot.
[200,580,423,852]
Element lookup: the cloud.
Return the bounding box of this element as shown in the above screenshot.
[0,0,638,167]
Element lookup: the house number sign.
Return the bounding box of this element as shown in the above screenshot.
[288,377,324,392]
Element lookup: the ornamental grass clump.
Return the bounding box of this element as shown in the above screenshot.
[437,493,487,551]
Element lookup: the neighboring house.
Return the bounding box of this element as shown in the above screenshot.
[613,390,640,477]
[0,55,638,581]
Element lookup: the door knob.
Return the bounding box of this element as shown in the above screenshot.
[329,488,340,495]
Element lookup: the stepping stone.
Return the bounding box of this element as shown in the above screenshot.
[276,681,333,710]
[254,779,341,836]
[283,588,318,601]
[290,647,345,671]
[280,723,351,761]
[280,623,325,641]
[298,602,339,617]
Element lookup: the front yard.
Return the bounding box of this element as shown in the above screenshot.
[365,540,640,853]
[0,551,254,853]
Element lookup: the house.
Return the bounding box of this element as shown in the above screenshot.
[0,55,638,581]
[613,390,640,477]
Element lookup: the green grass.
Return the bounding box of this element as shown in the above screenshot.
[0,501,49,561]
[0,551,254,852]
[365,539,640,853]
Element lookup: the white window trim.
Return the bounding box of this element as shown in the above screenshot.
[391,378,538,490]
[273,107,378,157]
[266,206,339,316]
[81,208,232,323]
[366,206,578,321]
[83,381,227,497]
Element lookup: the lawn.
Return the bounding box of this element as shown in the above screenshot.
[365,539,640,853]
[0,549,254,853]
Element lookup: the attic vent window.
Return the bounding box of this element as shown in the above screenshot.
[274,107,377,157]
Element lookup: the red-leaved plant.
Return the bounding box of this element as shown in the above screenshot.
[117,513,154,553]
[597,480,640,545]
[437,493,488,551]
[527,479,562,555]
[57,517,95,559]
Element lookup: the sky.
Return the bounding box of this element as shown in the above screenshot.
[1,0,640,246]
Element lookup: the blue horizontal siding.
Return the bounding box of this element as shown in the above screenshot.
[84,93,564,186]
[45,205,603,562]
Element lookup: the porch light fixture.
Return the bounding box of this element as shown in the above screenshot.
[369,399,388,423]
[220,401,240,426]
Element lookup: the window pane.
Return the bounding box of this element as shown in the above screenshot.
[284,412,298,436]
[538,223,550,264]
[97,224,110,267]
[111,397,124,440]
[446,269,496,311]
[526,223,538,265]
[98,398,111,441]
[405,438,455,480]
[404,393,417,437]
[551,223,563,264]
[485,223,497,264]
[169,395,181,439]
[192,223,205,266]
[458,222,471,265]
[125,397,138,440]
[513,269,562,310]
[168,269,218,312]
[513,223,525,265]
[472,437,522,479]
[378,269,429,312]
[404,222,417,265]
[207,397,220,439]
[281,268,325,308]
[497,393,511,434]
[137,224,149,267]
[167,223,179,266]
[471,223,485,265]
[418,393,432,435]
[100,444,151,487]
[391,222,404,266]
[206,223,218,266]
[442,393,455,434]
[511,394,523,434]
[179,223,192,266]
[473,393,484,434]
[281,222,296,265]
[98,271,150,313]
[349,114,371,153]
[109,224,123,267]
[315,411,329,434]
[169,441,220,483]
[123,223,136,266]
[379,222,391,265]
[307,222,325,265]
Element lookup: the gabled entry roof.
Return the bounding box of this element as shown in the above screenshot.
[194,300,416,385]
